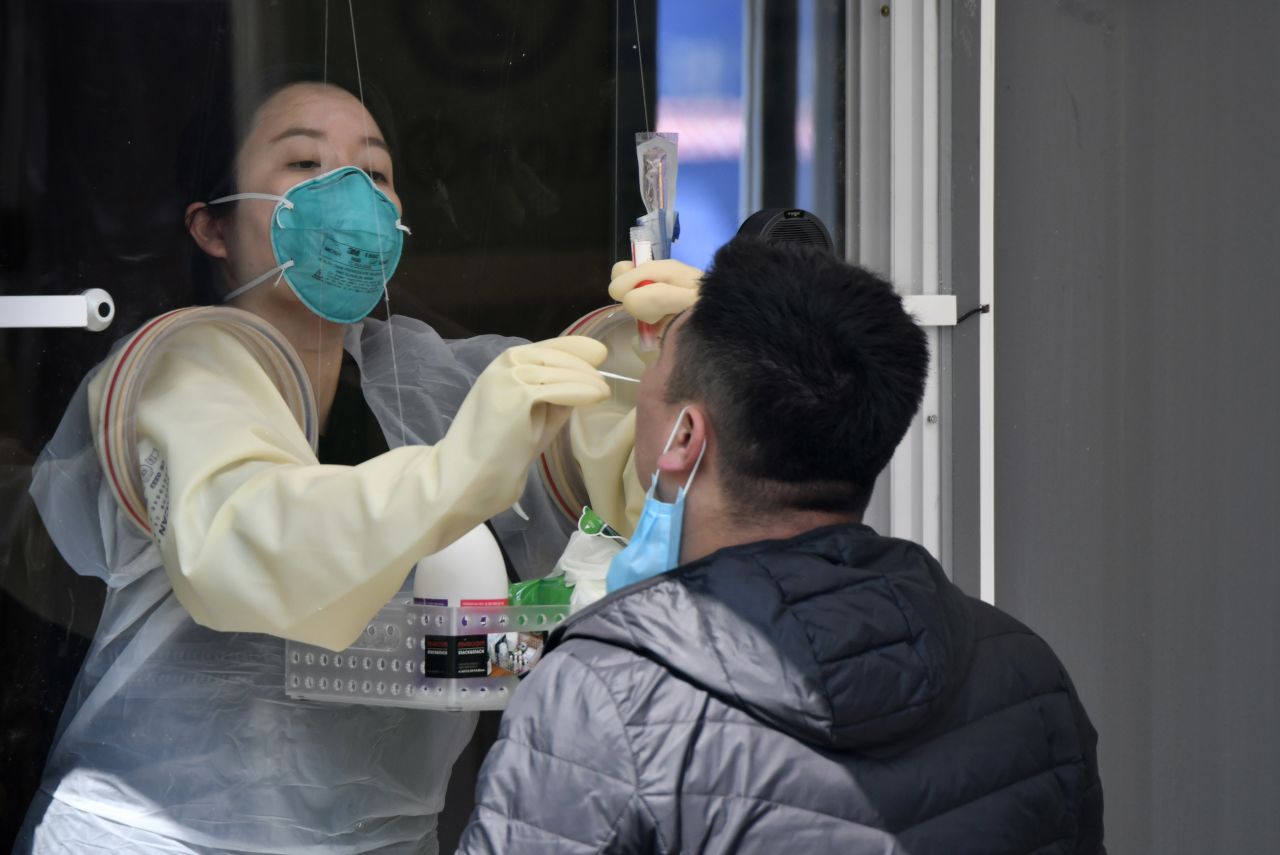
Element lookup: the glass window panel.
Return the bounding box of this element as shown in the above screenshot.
[656,0,745,269]
[0,1,648,849]
[2,0,852,847]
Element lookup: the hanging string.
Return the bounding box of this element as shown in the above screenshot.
[631,0,650,131]
[316,311,322,416]
[346,0,408,448]
[317,0,330,433]
[613,0,620,259]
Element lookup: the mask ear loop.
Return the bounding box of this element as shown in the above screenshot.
[681,437,708,497]
[222,260,294,303]
[206,194,297,304]
[208,192,293,209]
[653,406,706,498]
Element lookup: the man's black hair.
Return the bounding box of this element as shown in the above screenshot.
[665,238,929,516]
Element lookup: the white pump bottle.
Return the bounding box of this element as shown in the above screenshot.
[412,524,509,607]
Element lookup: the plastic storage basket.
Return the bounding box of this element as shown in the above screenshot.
[285,598,570,711]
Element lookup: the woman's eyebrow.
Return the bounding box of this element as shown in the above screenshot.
[269,127,326,145]
[268,127,389,155]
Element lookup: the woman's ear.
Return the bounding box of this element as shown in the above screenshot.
[185,202,229,259]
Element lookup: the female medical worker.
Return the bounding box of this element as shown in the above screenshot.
[14,77,611,854]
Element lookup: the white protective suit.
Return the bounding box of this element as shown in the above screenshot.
[16,313,603,854]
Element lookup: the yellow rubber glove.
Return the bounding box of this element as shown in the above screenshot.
[608,258,704,323]
[569,407,646,538]
[562,259,701,537]
[100,322,607,651]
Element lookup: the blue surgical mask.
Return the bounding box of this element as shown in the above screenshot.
[606,406,706,594]
[210,166,410,324]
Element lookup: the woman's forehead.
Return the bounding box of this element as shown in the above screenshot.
[247,83,380,144]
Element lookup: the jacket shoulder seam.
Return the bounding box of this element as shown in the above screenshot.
[650,787,892,830]
[676,578,755,735]
[493,732,635,789]
[470,803,601,851]
[973,627,1040,644]
[560,645,673,853]
[752,555,840,733]
[922,687,1076,750]
[892,758,1083,835]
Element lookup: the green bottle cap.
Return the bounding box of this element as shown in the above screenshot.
[578,506,623,539]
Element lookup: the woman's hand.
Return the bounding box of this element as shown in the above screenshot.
[464,336,610,453]
[608,259,704,324]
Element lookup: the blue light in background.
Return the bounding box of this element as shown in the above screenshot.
[654,0,743,270]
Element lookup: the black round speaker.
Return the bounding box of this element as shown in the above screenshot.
[736,208,834,253]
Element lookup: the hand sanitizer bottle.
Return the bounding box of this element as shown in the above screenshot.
[414,524,509,678]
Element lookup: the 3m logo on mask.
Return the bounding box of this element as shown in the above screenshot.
[316,236,393,294]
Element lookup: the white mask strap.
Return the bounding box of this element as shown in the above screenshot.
[222,260,295,303]
[653,406,707,497]
[208,192,294,209]
[684,437,708,493]
[660,406,692,455]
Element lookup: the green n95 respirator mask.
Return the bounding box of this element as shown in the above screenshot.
[211,166,410,324]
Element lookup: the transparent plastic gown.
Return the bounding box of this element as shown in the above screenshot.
[16,315,572,855]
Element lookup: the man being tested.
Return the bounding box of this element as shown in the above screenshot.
[458,238,1105,853]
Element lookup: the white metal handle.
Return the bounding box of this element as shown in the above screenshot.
[902,294,957,327]
[0,289,115,331]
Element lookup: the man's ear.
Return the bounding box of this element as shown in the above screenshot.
[656,405,709,480]
[185,202,229,260]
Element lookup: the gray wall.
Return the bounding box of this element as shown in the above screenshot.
[994,1,1280,851]
[945,0,983,596]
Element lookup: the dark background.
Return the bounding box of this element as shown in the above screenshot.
[0,0,654,848]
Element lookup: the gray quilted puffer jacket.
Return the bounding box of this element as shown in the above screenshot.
[456,524,1104,854]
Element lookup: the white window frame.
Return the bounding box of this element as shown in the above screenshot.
[847,0,995,603]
